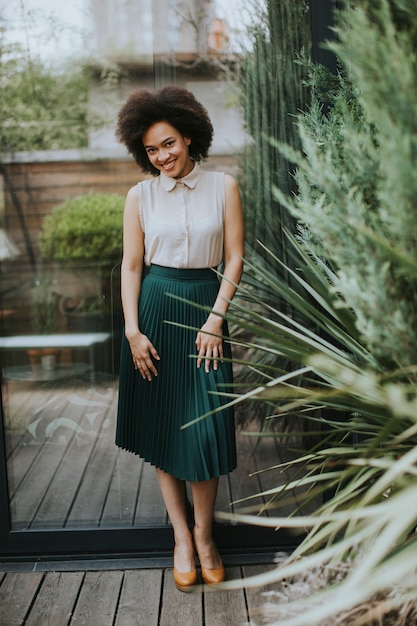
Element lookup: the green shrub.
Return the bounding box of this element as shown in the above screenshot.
[238,0,311,256]
[38,193,124,263]
[227,1,417,623]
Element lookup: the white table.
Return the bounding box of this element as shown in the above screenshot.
[0,333,111,383]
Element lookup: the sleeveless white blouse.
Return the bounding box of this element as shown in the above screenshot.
[138,163,225,269]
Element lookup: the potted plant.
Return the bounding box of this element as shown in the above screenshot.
[37,192,125,370]
[38,192,124,319]
[28,273,61,369]
[38,192,124,265]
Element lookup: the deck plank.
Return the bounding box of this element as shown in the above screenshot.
[0,566,282,625]
[71,570,124,626]
[254,435,297,517]
[0,572,44,626]
[4,384,311,534]
[5,387,65,453]
[3,386,53,458]
[10,442,70,528]
[159,569,203,626]
[8,384,114,528]
[100,450,143,527]
[204,566,248,626]
[7,439,47,500]
[229,431,264,515]
[25,571,84,626]
[30,434,105,529]
[3,385,56,445]
[115,569,162,626]
[65,423,118,528]
[30,392,114,529]
[3,431,23,459]
[244,564,281,625]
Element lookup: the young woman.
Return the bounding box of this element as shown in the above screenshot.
[115,85,244,591]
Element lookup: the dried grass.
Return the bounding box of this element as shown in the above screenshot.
[254,554,417,626]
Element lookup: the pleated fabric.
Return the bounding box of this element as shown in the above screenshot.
[115,264,236,481]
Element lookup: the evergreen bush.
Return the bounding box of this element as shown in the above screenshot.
[235,0,312,427]
[238,0,311,257]
[38,193,124,263]
[225,1,417,623]
[36,193,124,327]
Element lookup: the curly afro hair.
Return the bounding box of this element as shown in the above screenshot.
[116,85,214,175]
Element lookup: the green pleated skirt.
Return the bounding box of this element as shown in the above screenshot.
[115,264,236,481]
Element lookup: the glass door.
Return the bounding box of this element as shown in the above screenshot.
[0,253,299,557]
[0,0,319,561]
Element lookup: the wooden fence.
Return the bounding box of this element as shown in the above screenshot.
[2,153,236,266]
[0,152,237,342]
[2,157,143,265]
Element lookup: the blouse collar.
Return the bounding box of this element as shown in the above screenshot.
[160,162,202,191]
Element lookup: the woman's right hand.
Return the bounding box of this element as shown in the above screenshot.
[127,331,160,381]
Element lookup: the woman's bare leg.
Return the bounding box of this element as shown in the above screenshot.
[190,477,222,569]
[155,468,195,572]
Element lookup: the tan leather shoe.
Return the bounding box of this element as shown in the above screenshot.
[192,528,225,585]
[173,548,198,592]
[201,562,225,585]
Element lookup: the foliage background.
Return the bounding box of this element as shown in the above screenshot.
[0,31,89,153]
[227,0,417,624]
[238,0,311,258]
[38,193,124,263]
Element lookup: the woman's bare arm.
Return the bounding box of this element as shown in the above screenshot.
[121,185,160,380]
[196,174,244,372]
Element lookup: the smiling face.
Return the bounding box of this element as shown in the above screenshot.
[142,121,194,179]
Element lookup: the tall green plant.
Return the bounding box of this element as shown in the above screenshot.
[220,1,417,622]
[239,0,311,257]
[234,0,312,427]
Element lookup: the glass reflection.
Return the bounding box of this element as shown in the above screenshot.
[0,0,299,534]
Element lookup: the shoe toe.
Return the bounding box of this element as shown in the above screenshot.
[173,567,198,592]
[201,564,225,585]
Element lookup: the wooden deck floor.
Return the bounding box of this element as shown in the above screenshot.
[0,563,280,625]
[3,375,301,531]
[1,372,305,625]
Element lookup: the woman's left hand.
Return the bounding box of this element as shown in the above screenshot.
[196,316,224,373]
